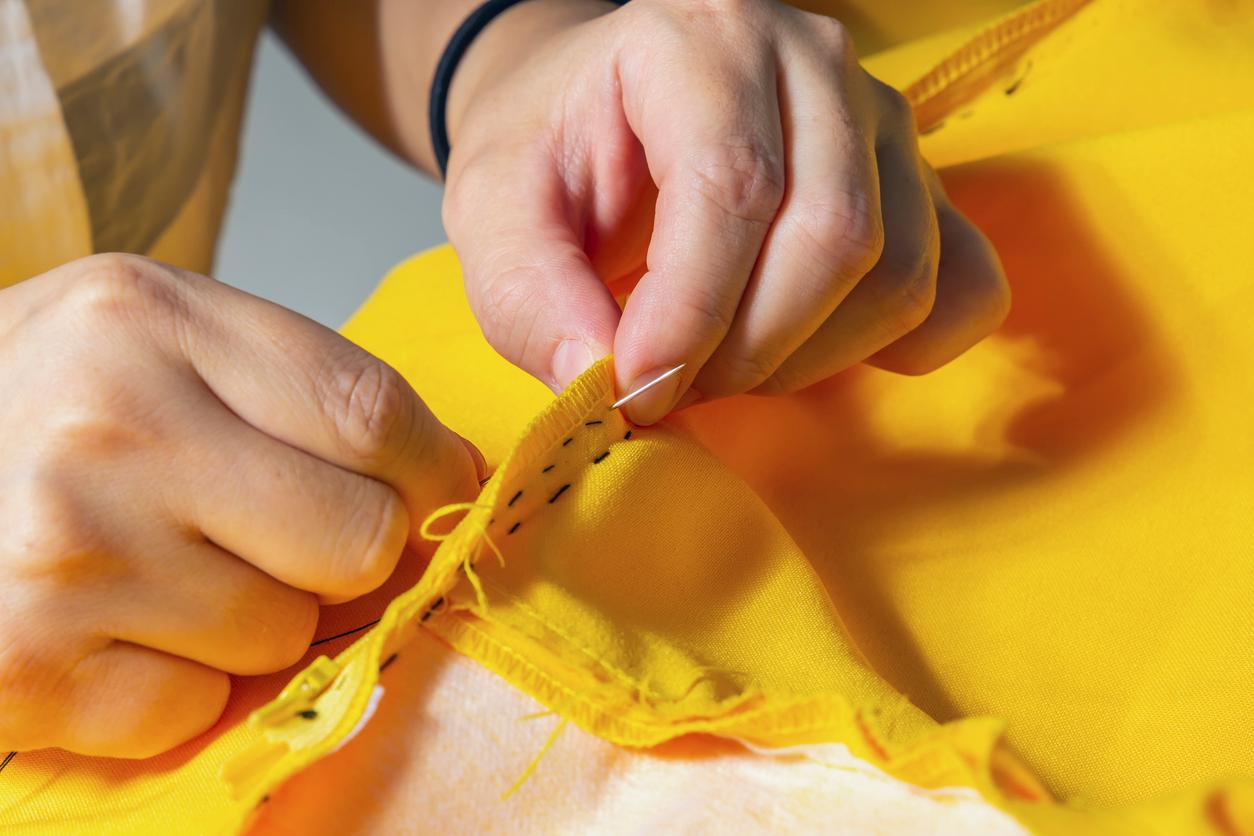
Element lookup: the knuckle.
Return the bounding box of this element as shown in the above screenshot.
[331,483,409,598]
[673,279,739,340]
[65,253,185,324]
[702,349,782,398]
[688,142,786,225]
[793,196,885,282]
[0,631,75,751]
[474,267,535,349]
[2,471,117,589]
[322,352,415,466]
[874,80,915,127]
[810,14,855,56]
[756,363,807,396]
[224,587,318,673]
[878,245,938,335]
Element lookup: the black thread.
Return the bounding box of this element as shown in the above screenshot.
[259,795,271,806]
[508,490,523,507]
[0,751,14,775]
[562,438,573,446]
[421,596,447,622]
[542,464,555,473]
[549,484,571,503]
[311,619,381,647]
[592,451,610,464]
[379,653,399,672]
[584,420,603,426]
[623,430,632,440]
[508,521,522,534]
[298,709,318,720]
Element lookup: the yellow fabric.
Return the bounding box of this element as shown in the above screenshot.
[2,0,1253,832]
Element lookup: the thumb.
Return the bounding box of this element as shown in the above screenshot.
[444,155,620,392]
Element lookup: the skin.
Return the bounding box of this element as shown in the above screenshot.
[1,0,1008,758]
[0,255,481,756]
[281,0,1010,423]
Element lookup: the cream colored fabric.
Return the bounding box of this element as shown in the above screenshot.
[0,0,266,288]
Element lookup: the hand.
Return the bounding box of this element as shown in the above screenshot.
[442,0,1010,423]
[0,254,481,757]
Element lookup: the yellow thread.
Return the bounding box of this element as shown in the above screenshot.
[501,718,569,801]
[462,553,489,611]
[480,527,506,568]
[419,501,487,541]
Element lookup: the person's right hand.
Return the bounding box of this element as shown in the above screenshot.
[0,254,482,758]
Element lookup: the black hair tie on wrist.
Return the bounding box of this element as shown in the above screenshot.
[429,0,628,178]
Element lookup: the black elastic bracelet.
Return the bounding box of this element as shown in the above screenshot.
[429,0,627,178]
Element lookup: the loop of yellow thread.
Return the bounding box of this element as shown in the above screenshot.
[501,718,569,801]
[419,502,483,541]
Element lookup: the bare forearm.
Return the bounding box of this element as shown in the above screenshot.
[271,0,610,178]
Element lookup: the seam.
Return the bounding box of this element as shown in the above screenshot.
[440,615,875,743]
[903,0,1093,121]
[476,577,674,704]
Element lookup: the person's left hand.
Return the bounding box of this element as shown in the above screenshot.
[442,0,1010,424]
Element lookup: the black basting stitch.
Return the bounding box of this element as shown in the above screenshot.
[508,521,522,534]
[508,490,523,506]
[584,420,603,426]
[592,451,610,464]
[420,596,446,623]
[562,437,574,446]
[298,709,318,720]
[542,464,555,473]
[379,653,399,672]
[0,751,15,775]
[623,430,632,440]
[549,484,571,503]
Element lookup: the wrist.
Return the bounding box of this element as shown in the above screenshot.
[444,0,620,155]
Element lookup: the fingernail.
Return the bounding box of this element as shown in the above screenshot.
[623,367,686,425]
[552,340,597,392]
[454,432,487,482]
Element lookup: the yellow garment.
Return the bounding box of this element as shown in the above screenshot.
[2,0,1253,832]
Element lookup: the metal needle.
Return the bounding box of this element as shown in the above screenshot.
[610,363,687,411]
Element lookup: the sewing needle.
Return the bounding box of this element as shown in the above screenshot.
[610,363,686,411]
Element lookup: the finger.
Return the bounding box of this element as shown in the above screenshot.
[105,537,320,675]
[175,401,411,602]
[444,146,623,392]
[696,29,884,399]
[172,272,479,532]
[759,84,939,394]
[614,38,785,423]
[60,643,228,759]
[867,168,1010,373]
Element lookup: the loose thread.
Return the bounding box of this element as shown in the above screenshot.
[419,501,491,542]
[501,718,569,801]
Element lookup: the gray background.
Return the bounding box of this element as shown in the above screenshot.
[216,33,446,329]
